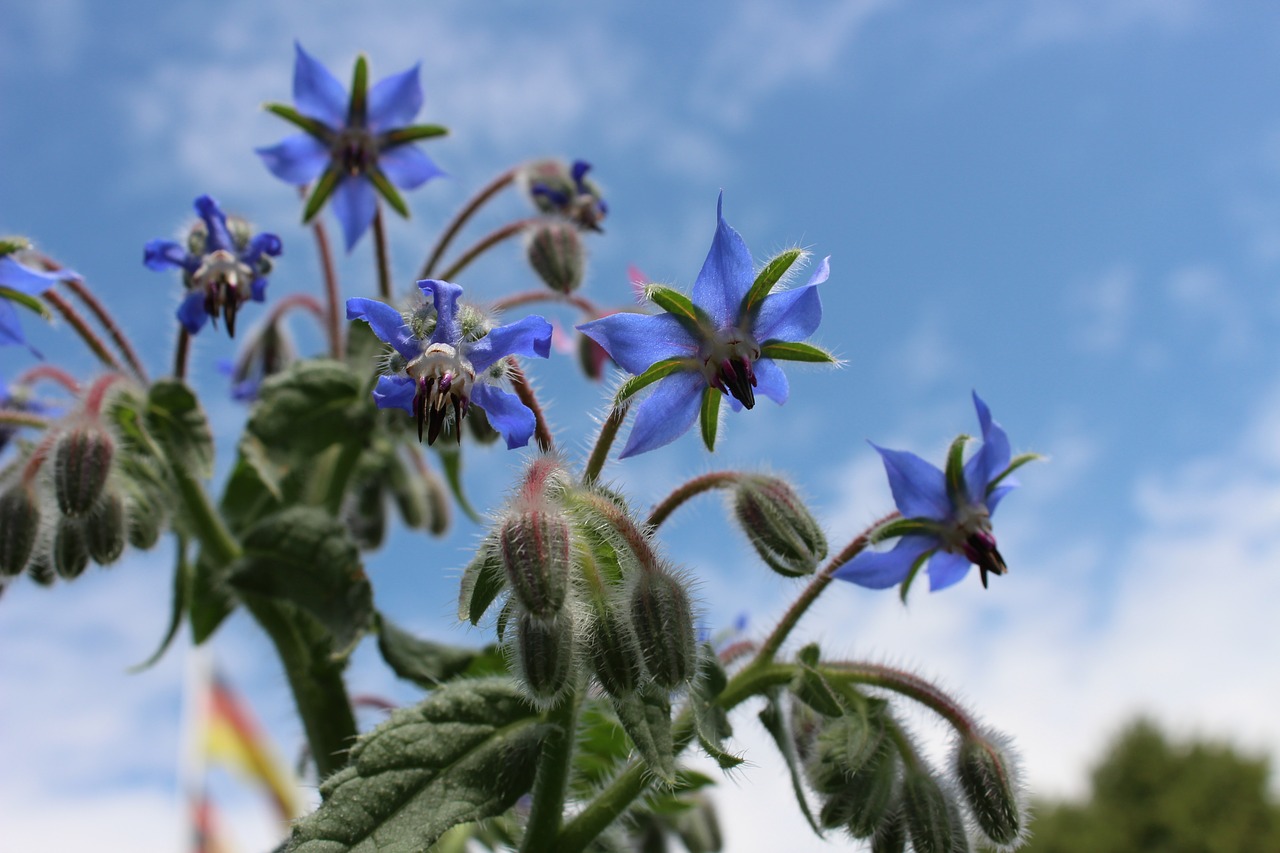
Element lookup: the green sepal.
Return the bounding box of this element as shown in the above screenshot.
[227,506,373,659]
[612,686,677,785]
[758,690,824,837]
[698,387,721,452]
[572,700,635,791]
[793,650,847,718]
[0,236,30,256]
[759,340,838,363]
[285,679,546,853]
[741,248,804,318]
[263,102,331,139]
[380,124,449,146]
[988,452,1044,492]
[346,54,368,126]
[0,286,52,321]
[871,516,943,543]
[367,166,410,219]
[128,538,192,672]
[303,165,342,224]
[943,434,972,508]
[645,284,711,336]
[375,613,503,686]
[898,547,936,605]
[615,358,688,405]
[457,534,506,625]
[690,646,743,770]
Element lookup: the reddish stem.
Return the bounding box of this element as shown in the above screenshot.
[438,218,537,282]
[16,365,80,395]
[43,291,124,373]
[420,168,516,279]
[489,289,601,317]
[59,277,149,383]
[506,358,553,452]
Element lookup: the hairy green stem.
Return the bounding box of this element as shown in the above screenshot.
[420,167,516,279]
[646,471,742,529]
[823,662,977,738]
[582,404,628,485]
[438,218,535,282]
[520,687,583,853]
[373,206,393,300]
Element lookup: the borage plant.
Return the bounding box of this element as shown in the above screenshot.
[0,40,1040,853]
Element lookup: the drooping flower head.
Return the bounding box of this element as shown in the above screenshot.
[0,240,78,357]
[834,393,1037,597]
[258,42,447,251]
[347,281,552,448]
[144,195,282,337]
[519,159,608,232]
[577,193,833,458]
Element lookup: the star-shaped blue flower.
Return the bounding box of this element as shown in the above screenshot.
[258,42,448,252]
[834,393,1031,595]
[0,251,76,357]
[577,193,831,458]
[144,195,282,337]
[347,280,552,448]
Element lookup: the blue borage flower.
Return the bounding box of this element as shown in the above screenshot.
[0,249,77,357]
[144,195,282,337]
[522,159,608,232]
[347,280,552,448]
[258,42,447,252]
[834,393,1038,598]
[577,193,833,458]
[0,383,56,455]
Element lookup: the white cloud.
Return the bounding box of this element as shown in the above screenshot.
[1070,264,1135,354]
[0,0,87,74]
[1164,264,1254,360]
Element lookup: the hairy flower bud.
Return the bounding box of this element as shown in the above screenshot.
[28,552,56,586]
[499,506,573,619]
[126,489,165,550]
[0,486,41,577]
[513,609,575,705]
[629,569,696,689]
[587,597,645,697]
[86,491,127,566]
[54,426,114,517]
[807,706,900,838]
[54,517,90,580]
[871,817,907,853]
[343,477,387,550]
[732,476,827,577]
[901,767,970,853]
[954,731,1024,848]
[526,221,585,294]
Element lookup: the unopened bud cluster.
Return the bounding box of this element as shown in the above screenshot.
[341,443,451,550]
[731,475,828,577]
[464,457,697,708]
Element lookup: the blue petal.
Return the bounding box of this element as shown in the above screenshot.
[833,536,936,589]
[418,280,463,346]
[0,255,70,293]
[143,240,196,273]
[872,443,951,520]
[0,299,28,348]
[466,315,552,374]
[571,160,591,185]
[256,134,330,185]
[194,196,234,253]
[753,284,822,343]
[346,297,419,361]
[378,143,445,190]
[176,291,209,334]
[987,482,1017,514]
[619,371,704,458]
[292,42,347,127]
[805,255,831,287]
[752,357,789,405]
[576,312,699,376]
[367,63,423,133]
[470,382,536,449]
[927,550,972,591]
[373,374,416,413]
[249,277,268,302]
[331,176,378,252]
[963,392,1012,505]
[691,193,753,326]
[242,233,283,266]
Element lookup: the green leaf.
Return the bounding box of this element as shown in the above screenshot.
[247,360,376,460]
[376,614,501,686]
[189,549,237,644]
[741,248,804,318]
[758,340,837,363]
[572,700,634,791]
[615,358,688,405]
[228,507,373,658]
[645,285,710,335]
[435,442,482,524]
[759,691,824,837]
[368,167,410,219]
[145,380,214,479]
[380,124,449,146]
[303,165,342,224]
[286,679,545,853]
[458,534,506,625]
[263,103,332,139]
[612,686,676,784]
[0,286,52,320]
[690,647,742,770]
[698,387,720,452]
[129,539,191,672]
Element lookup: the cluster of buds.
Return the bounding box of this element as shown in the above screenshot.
[461,456,697,708]
[518,159,607,296]
[340,442,451,550]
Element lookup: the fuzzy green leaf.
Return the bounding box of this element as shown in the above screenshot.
[247,360,376,461]
[613,686,676,784]
[376,614,503,686]
[759,691,824,837]
[129,539,191,672]
[759,340,837,363]
[458,534,506,625]
[145,380,214,479]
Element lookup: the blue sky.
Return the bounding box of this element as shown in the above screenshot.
[3,1,1280,850]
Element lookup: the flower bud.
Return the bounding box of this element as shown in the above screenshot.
[0,486,41,577]
[732,476,827,578]
[629,569,696,689]
[513,609,575,705]
[806,707,900,838]
[126,489,165,550]
[86,491,126,566]
[343,477,387,550]
[954,731,1024,848]
[900,767,970,853]
[526,221,585,294]
[577,327,611,381]
[54,426,115,517]
[587,597,645,697]
[28,552,56,586]
[672,793,723,853]
[871,817,907,853]
[54,517,90,580]
[499,506,572,619]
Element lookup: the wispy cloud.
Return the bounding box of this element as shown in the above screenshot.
[1071,264,1136,354]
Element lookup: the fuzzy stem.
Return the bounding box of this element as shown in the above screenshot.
[0,410,52,430]
[582,404,628,485]
[372,205,393,300]
[823,661,978,738]
[489,289,601,317]
[505,358,553,452]
[420,167,516,279]
[646,471,743,529]
[437,218,536,282]
[519,686,583,853]
[16,365,81,394]
[43,291,124,373]
[267,292,327,324]
[752,510,901,665]
[304,187,343,360]
[172,328,191,381]
[82,373,127,417]
[59,278,149,382]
